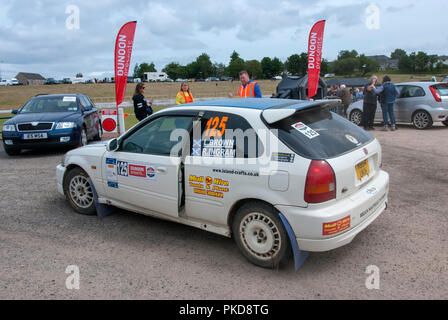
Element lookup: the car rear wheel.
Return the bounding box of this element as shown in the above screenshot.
[349,109,363,126]
[442,120,448,127]
[232,202,290,268]
[4,147,21,156]
[63,167,96,215]
[412,110,433,130]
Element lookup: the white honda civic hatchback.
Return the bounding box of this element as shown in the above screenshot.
[56,98,389,269]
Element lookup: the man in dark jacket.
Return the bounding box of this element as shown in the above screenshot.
[338,84,352,117]
[372,75,400,131]
[362,76,378,130]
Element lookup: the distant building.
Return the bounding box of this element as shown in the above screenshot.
[436,55,448,66]
[366,55,399,71]
[15,72,46,86]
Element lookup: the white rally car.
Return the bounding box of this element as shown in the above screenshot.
[56,98,389,269]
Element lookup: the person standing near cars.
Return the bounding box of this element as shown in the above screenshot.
[338,84,352,117]
[228,71,262,98]
[133,83,153,121]
[362,76,378,131]
[372,75,400,131]
[175,82,195,105]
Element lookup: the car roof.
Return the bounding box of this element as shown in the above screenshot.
[33,93,82,99]
[396,82,444,86]
[173,98,333,111]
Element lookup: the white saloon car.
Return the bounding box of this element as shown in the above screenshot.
[56,98,389,268]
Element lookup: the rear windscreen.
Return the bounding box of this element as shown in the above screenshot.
[267,107,374,159]
[433,84,448,97]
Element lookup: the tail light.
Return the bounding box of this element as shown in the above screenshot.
[430,86,442,102]
[304,160,336,203]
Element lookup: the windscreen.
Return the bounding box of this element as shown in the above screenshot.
[268,107,374,159]
[20,96,79,114]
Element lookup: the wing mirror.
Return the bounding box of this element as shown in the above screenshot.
[106,138,119,152]
[11,110,18,115]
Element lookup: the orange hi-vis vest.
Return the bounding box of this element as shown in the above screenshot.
[179,91,194,103]
[238,81,258,98]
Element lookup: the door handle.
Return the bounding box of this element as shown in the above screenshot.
[157,167,167,173]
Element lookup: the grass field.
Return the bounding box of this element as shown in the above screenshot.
[1,73,445,110]
[0,80,281,110]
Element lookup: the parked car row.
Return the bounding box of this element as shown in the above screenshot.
[0,78,20,86]
[347,82,448,129]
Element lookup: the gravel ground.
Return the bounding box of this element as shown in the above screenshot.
[0,123,447,300]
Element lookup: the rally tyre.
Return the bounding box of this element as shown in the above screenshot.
[412,110,433,130]
[232,202,291,269]
[349,109,363,126]
[79,127,88,147]
[442,120,448,127]
[94,124,102,141]
[4,147,21,156]
[63,167,96,215]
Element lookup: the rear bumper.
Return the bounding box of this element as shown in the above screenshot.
[276,170,389,252]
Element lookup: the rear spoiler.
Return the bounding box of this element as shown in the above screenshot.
[262,99,342,124]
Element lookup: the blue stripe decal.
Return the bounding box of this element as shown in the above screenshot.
[279,213,309,271]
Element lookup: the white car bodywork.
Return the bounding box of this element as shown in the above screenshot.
[57,99,389,253]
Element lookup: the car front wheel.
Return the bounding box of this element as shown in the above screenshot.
[349,109,363,126]
[232,202,290,269]
[63,167,96,215]
[412,110,433,130]
[442,120,448,127]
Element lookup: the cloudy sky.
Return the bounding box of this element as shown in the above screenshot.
[0,0,447,79]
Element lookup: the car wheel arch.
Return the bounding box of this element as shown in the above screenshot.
[227,198,278,237]
[63,164,91,193]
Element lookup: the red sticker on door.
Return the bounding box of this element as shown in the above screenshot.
[129,164,146,178]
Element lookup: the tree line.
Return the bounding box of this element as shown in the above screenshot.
[132,49,446,80]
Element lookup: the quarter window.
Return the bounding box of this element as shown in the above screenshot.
[194,111,264,158]
[401,86,425,98]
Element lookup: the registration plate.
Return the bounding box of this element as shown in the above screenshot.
[22,133,48,140]
[355,159,370,180]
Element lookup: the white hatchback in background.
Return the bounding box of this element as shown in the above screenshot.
[56,98,389,269]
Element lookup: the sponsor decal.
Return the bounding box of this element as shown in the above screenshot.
[323,216,351,236]
[271,152,295,163]
[146,166,156,179]
[291,122,320,139]
[212,168,259,177]
[366,186,378,195]
[63,96,77,102]
[106,158,118,188]
[129,164,146,178]
[189,175,230,199]
[345,134,359,145]
[360,193,387,218]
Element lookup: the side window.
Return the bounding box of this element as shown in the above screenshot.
[396,85,405,98]
[402,86,425,98]
[195,111,264,158]
[120,115,194,156]
[80,96,92,110]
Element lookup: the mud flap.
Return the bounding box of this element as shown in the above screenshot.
[88,178,116,219]
[279,213,309,271]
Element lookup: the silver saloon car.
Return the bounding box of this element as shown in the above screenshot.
[347,82,448,129]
